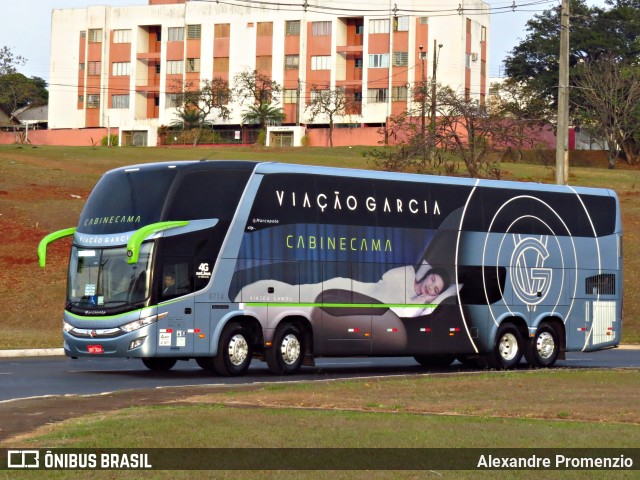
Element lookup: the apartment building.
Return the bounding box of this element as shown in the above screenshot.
[48,0,490,146]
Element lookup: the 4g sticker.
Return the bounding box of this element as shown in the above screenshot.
[196,262,211,279]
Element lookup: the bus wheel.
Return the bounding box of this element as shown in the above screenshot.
[266,324,304,375]
[141,357,176,371]
[195,357,215,371]
[414,355,456,368]
[486,323,523,369]
[213,323,253,377]
[525,324,559,368]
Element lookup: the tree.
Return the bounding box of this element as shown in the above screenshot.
[503,0,639,110]
[171,77,231,145]
[0,73,48,113]
[436,87,530,178]
[241,103,284,129]
[574,57,640,168]
[0,46,26,75]
[233,69,283,129]
[305,87,357,146]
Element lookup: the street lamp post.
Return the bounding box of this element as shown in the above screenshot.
[430,40,443,152]
[419,45,426,140]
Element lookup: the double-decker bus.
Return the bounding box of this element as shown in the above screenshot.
[39,161,622,375]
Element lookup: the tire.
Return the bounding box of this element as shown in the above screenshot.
[266,324,304,375]
[195,357,215,371]
[141,357,177,371]
[414,354,456,368]
[213,323,253,377]
[485,323,523,369]
[525,324,560,368]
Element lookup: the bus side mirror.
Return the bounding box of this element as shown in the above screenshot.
[126,221,190,264]
[37,227,77,268]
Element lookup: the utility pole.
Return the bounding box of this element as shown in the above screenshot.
[556,0,570,185]
[419,45,426,140]
[430,40,442,154]
[296,78,301,126]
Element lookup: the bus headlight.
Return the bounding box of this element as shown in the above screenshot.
[120,312,168,333]
[63,321,74,333]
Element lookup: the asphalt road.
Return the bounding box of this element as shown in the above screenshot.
[0,347,638,403]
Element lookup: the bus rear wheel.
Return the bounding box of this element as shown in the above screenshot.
[141,357,177,371]
[486,323,523,369]
[266,324,304,375]
[213,323,253,376]
[524,324,560,368]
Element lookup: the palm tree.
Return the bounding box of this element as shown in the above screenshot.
[241,103,284,129]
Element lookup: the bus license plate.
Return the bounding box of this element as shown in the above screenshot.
[87,345,104,354]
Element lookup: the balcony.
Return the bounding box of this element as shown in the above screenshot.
[136,51,161,61]
[336,44,363,54]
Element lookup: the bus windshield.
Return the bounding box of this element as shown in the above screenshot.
[67,243,153,311]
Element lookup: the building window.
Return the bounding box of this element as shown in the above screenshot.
[311,21,331,36]
[187,24,201,39]
[113,29,131,44]
[481,26,487,42]
[214,23,230,38]
[310,89,328,102]
[87,94,100,108]
[391,86,408,101]
[78,95,84,104]
[256,56,272,71]
[369,19,389,34]
[311,55,331,70]
[111,94,130,109]
[80,31,86,38]
[394,17,409,32]
[465,53,471,69]
[283,89,297,104]
[355,58,363,68]
[393,52,408,67]
[419,17,429,24]
[168,27,184,42]
[88,61,101,76]
[186,58,200,73]
[285,54,299,69]
[166,60,184,75]
[367,88,388,103]
[88,29,102,43]
[112,62,131,76]
[166,93,181,108]
[257,22,273,36]
[285,20,300,36]
[213,56,229,73]
[368,54,389,68]
[79,63,85,71]
[156,63,161,74]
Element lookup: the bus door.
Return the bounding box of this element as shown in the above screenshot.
[156,258,195,355]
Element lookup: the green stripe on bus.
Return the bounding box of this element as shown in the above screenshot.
[244,302,436,309]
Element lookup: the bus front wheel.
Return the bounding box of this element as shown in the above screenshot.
[524,324,560,368]
[141,357,177,371]
[213,323,253,376]
[486,323,523,369]
[266,324,304,375]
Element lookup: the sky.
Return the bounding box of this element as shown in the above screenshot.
[0,0,607,82]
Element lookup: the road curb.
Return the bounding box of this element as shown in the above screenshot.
[0,348,65,358]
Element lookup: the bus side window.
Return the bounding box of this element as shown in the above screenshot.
[161,261,191,299]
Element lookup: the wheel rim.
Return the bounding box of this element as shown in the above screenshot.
[227,334,249,366]
[280,333,301,365]
[536,331,555,359]
[498,332,519,361]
